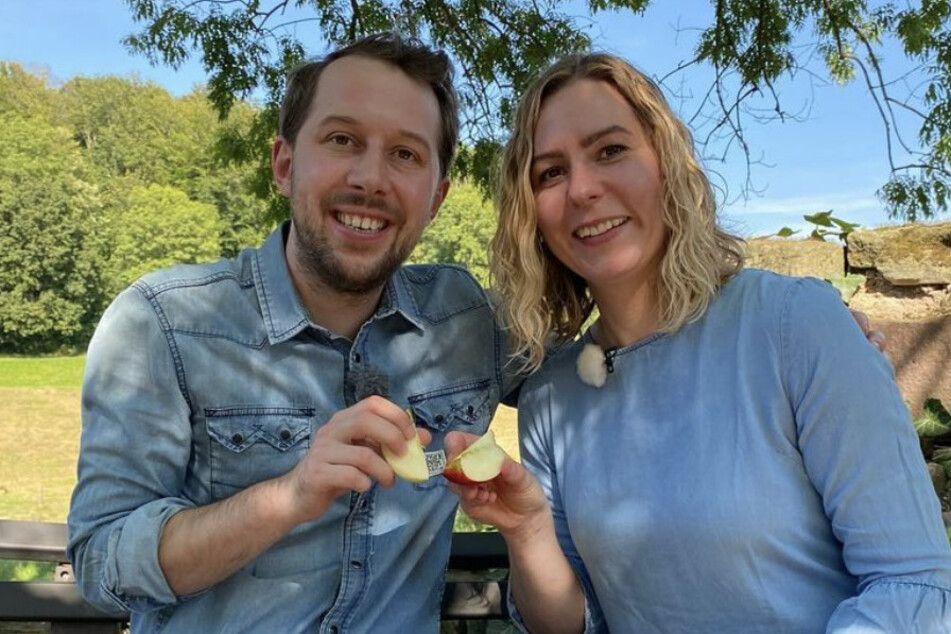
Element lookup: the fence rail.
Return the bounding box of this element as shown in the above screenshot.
[0,520,509,632]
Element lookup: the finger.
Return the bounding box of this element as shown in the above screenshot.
[869,330,887,351]
[361,395,418,440]
[319,463,374,495]
[444,430,478,459]
[417,427,433,447]
[849,309,871,335]
[327,444,396,488]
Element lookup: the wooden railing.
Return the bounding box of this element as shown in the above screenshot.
[0,520,509,632]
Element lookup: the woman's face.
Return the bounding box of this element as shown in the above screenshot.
[530,78,668,296]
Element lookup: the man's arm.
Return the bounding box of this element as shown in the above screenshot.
[158,395,421,596]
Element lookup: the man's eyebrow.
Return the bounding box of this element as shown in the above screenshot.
[531,124,630,166]
[317,114,433,151]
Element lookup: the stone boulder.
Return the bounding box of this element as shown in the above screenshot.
[848,223,951,286]
[746,238,844,280]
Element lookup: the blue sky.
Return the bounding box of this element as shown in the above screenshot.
[0,0,931,237]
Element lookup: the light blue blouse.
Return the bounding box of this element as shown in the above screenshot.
[515,269,951,633]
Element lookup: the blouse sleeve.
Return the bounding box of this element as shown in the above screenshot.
[505,381,608,633]
[781,277,951,633]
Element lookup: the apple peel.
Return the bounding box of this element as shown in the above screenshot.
[442,430,505,485]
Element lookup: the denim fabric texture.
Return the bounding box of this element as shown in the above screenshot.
[67,221,520,633]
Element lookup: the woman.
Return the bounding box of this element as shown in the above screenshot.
[446,53,951,633]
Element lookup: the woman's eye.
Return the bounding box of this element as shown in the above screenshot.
[601,144,627,158]
[537,166,564,183]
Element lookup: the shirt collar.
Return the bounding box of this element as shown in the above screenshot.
[253,220,426,344]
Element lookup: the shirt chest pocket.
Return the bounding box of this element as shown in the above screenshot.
[205,407,314,500]
[408,380,493,491]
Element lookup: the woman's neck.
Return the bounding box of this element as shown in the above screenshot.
[590,277,660,349]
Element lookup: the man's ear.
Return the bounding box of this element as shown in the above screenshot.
[428,178,450,223]
[272,137,293,197]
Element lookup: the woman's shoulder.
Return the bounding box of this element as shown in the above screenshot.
[720,268,841,313]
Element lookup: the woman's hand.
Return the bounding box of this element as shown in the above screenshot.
[444,430,551,541]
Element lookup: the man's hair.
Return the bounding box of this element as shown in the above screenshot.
[490,53,745,372]
[279,32,459,178]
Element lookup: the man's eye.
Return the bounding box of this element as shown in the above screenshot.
[395,148,418,162]
[328,134,353,146]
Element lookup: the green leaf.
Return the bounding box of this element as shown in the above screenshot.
[775,227,799,238]
[825,274,864,303]
[915,411,951,437]
[803,211,834,227]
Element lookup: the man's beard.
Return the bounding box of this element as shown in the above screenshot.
[291,186,417,295]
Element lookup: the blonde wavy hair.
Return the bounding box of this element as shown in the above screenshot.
[490,53,745,372]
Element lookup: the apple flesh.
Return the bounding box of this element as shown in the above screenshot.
[383,433,429,483]
[442,430,505,485]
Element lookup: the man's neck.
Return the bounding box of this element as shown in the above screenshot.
[285,256,387,342]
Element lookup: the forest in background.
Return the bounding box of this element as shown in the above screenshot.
[0,61,495,354]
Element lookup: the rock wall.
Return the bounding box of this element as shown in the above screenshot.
[748,221,951,418]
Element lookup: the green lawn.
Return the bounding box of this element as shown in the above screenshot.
[0,354,518,526]
[0,355,85,388]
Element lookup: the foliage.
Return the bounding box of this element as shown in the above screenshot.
[0,560,55,582]
[916,398,951,438]
[802,210,861,243]
[771,210,860,244]
[121,0,951,221]
[0,112,107,353]
[453,508,496,533]
[104,184,222,296]
[0,65,271,352]
[826,273,865,303]
[410,181,496,286]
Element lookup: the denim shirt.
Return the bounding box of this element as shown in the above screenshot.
[67,222,521,633]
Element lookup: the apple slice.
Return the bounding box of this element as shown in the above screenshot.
[442,430,505,485]
[383,432,429,483]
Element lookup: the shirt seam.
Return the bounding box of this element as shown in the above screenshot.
[131,280,194,413]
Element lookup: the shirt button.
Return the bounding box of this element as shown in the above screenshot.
[434,414,444,425]
[329,626,339,634]
[279,429,291,441]
[231,433,243,444]
[353,353,361,363]
[351,560,362,569]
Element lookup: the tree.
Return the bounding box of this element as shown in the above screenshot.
[0,113,106,353]
[123,0,951,221]
[409,181,496,285]
[103,184,222,296]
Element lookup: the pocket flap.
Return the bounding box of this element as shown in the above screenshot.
[206,410,312,453]
[408,381,491,432]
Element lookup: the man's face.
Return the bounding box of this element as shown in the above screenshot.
[273,55,449,295]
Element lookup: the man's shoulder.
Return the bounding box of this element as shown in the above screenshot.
[133,249,256,299]
[398,263,492,322]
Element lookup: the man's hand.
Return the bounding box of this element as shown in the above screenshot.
[850,309,887,351]
[279,396,430,524]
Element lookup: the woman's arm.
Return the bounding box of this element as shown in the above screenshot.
[445,432,587,634]
[782,278,951,632]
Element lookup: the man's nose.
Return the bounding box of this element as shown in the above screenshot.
[346,148,386,196]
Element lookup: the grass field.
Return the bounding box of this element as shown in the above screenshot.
[0,355,519,525]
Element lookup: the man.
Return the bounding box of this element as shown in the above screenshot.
[68,33,521,633]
